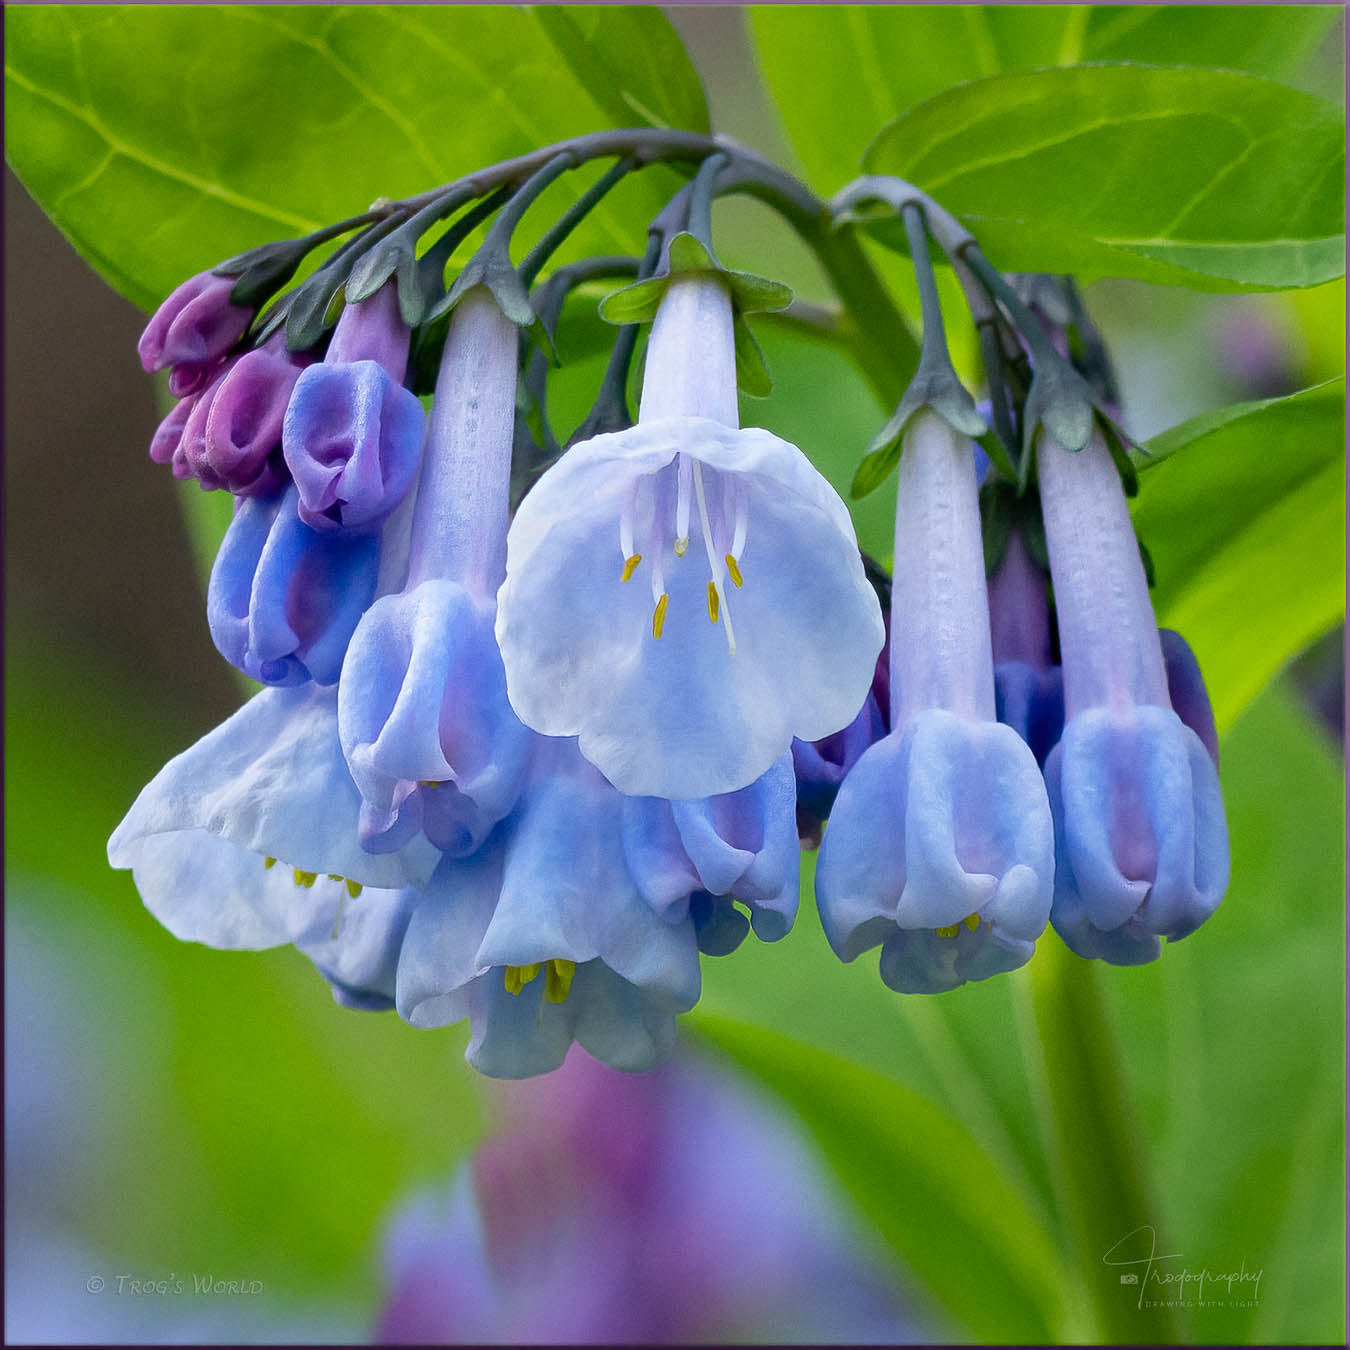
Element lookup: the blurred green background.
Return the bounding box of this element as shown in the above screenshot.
[5,6,1344,1344]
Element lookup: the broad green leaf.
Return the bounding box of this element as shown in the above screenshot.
[3,5,707,311]
[692,1015,1078,1343]
[750,5,1339,195]
[1133,379,1344,730]
[752,5,1342,194]
[528,5,709,135]
[863,65,1345,290]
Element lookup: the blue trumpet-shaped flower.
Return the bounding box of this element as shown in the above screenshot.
[816,411,1055,993]
[207,483,381,687]
[496,274,884,800]
[339,287,532,857]
[283,284,424,533]
[396,738,703,1079]
[1038,427,1228,963]
[621,750,801,950]
[107,684,443,936]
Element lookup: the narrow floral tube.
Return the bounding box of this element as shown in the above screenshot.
[283,285,425,532]
[815,411,1055,993]
[339,287,532,858]
[1039,427,1229,963]
[496,273,884,800]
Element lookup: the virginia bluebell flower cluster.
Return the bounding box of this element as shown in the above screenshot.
[110,137,1230,1076]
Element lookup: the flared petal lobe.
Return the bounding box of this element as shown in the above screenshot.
[138,270,252,373]
[208,485,380,687]
[1046,704,1229,964]
[815,709,1054,993]
[496,417,885,799]
[338,579,532,857]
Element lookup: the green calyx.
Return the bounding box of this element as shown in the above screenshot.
[598,232,793,325]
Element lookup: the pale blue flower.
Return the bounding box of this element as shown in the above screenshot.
[107,684,442,942]
[816,411,1055,992]
[620,749,801,947]
[396,739,702,1079]
[1038,427,1228,962]
[495,274,884,799]
[339,287,532,856]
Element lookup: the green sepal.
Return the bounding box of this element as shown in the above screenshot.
[428,254,556,365]
[1099,417,1140,497]
[976,431,1019,485]
[851,367,987,499]
[214,237,312,309]
[281,266,352,353]
[598,231,793,325]
[1137,535,1156,589]
[733,316,772,398]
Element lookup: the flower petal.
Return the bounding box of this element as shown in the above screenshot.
[497,418,884,798]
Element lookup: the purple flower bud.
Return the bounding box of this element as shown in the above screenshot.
[178,337,307,496]
[148,396,198,467]
[283,286,424,532]
[138,270,252,373]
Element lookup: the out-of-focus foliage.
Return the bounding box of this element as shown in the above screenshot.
[1136,379,1345,730]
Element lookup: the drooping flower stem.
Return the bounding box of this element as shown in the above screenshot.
[406,289,519,599]
[519,156,635,287]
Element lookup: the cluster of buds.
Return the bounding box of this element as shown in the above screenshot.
[110,134,1229,1078]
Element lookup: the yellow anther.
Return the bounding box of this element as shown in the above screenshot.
[263,856,276,870]
[620,553,643,582]
[419,780,441,789]
[935,923,959,939]
[503,963,542,995]
[964,912,981,932]
[544,958,577,1004]
[725,553,744,588]
[674,537,689,558]
[293,870,317,889]
[346,878,363,899]
[652,593,669,639]
[706,581,721,623]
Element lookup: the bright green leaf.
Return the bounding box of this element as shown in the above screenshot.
[863,65,1344,290]
[1133,378,1344,730]
[752,6,1341,195]
[3,5,706,311]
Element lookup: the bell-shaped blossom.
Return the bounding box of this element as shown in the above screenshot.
[108,685,444,940]
[816,411,1055,993]
[496,273,885,800]
[340,287,532,859]
[138,269,253,387]
[396,739,703,1079]
[176,334,308,496]
[989,526,1065,766]
[374,1047,919,1345]
[208,483,380,687]
[620,750,801,948]
[283,284,424,532]
[1039,428,1228,963]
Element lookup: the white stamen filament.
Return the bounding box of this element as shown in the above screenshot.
[730,478,748,560]
[674,454,692,555]
[693,459,736,655]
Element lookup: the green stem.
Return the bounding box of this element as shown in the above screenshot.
[1030,936,1182,1345]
